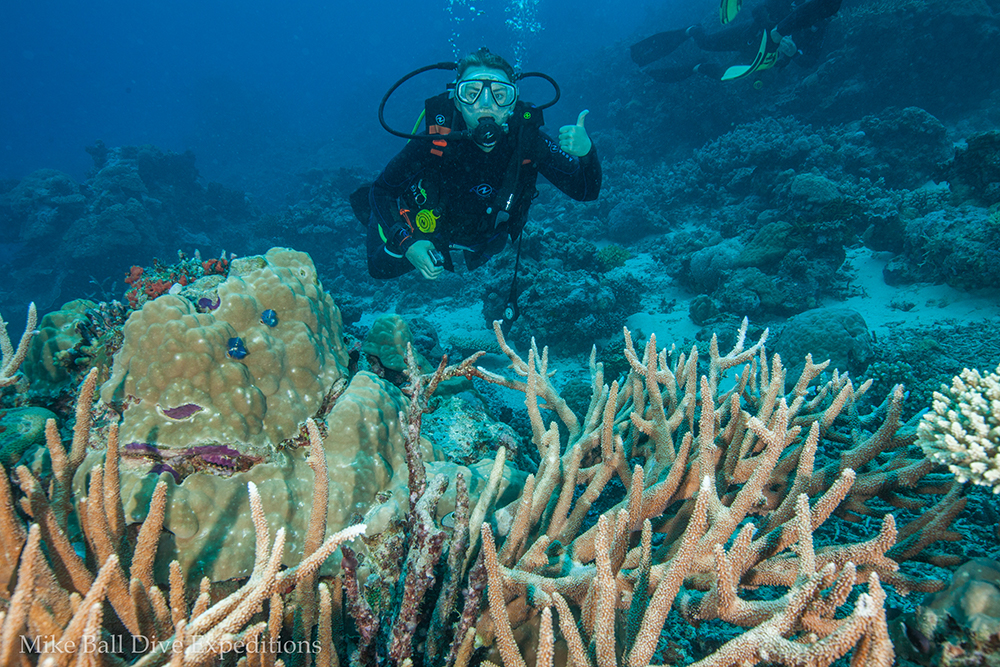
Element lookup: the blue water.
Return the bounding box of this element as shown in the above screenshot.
[1,0,712,191]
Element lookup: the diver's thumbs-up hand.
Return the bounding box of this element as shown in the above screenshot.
[558,109,592,157]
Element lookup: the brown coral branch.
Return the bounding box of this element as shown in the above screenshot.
[103,422,126,545]
[340,545,378,666]
[131,480,168,590]
[14,465,93,594]
[69,368,99,471]
[83,465,117,567]
[552,592,594,667]
[446,553,488,667]
[466,446,507,567]
[0,302,37,387]
[316,582,335,667]
[0,458,26,596]
[537,606,556,667]
[0,524,39,666]
[482,522,528,667]
[169,561,187,626]
[295,417,330,645]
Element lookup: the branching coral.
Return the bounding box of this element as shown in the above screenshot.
[0,301,970,667]
[0,302,38,387]
[459,318,960,666]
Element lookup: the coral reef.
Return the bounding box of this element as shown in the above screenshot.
[0,267,977,666]
[0,144,256,320]
[952,131,1000,206]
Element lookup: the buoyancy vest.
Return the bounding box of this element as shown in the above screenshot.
[417,93,544,243]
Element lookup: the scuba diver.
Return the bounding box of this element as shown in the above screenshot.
[631,0,843,82]
[359,47,601,285]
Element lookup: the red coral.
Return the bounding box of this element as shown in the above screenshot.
[202,258,228,275]
[143,279,174,299]
[122,259,200,309]
[125,265,144,285]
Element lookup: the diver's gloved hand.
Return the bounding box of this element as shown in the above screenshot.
[406,240,444,280]
[769,28,797,58]
[558,110,592,157]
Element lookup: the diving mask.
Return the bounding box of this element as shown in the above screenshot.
[455,79,518,107]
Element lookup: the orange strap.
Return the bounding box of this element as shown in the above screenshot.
[399,208,414,232]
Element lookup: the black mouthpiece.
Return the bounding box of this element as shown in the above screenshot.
[473,118,502,148]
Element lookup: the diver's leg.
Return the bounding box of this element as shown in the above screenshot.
[690,23,756,52]
[630,28,695,66]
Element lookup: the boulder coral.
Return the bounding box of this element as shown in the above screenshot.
[100,247,348,455]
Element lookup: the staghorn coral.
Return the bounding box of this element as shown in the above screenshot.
[0,302,38,388]
[918,364,1000,491]
[458,318,962,666]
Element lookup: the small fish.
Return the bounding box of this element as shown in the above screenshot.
[260,309,278,327]
[227,337,248,359]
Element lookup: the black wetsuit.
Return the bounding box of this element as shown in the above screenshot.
[634,0,842,82]
[695,0,842,66]
[366,112,601,279]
